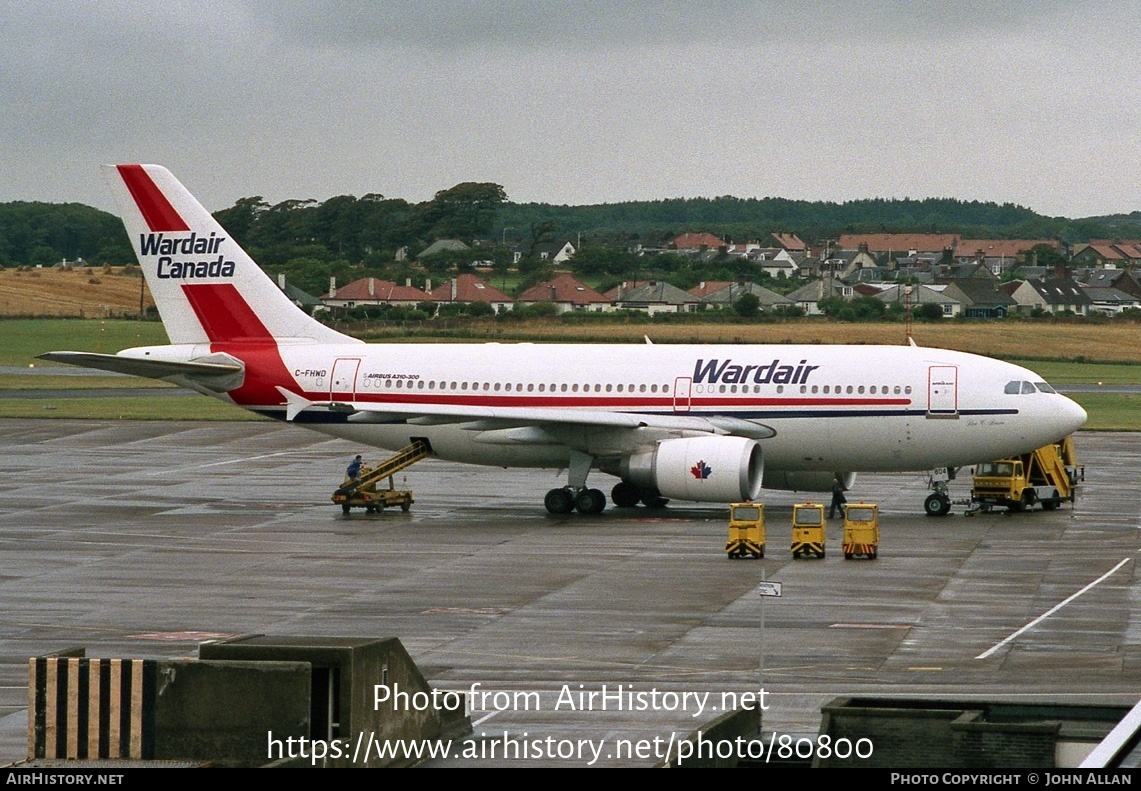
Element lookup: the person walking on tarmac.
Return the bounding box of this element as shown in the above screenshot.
[829,477,848,519]
[347,454,364,480]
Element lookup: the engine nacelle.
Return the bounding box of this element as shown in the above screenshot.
[620,436,763,503]
[763,470,855,492]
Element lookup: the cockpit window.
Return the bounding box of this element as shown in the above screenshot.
[1034,381,1056,394]
[1004,381,1021,394]
[1020,381,1037,394]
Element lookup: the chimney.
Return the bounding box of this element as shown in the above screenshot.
[368,277,375,297]
[406,278,412,287]
[451,277,457,300]
[425,278,432,293]
[1054,262,1068,281]
[277,273,285,290]
[329,276,336,298]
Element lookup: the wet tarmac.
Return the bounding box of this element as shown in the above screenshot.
[0,420,1137,766]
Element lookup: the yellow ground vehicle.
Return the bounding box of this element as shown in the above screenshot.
[726,502,765,558]
[842,503,879,559]
[791,502,826,558]
[969,436,1083,513]
[332,440,430,514]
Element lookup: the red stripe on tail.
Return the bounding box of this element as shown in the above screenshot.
[182,283,294,406]
[116,165,190,232]
[182,284,274,342]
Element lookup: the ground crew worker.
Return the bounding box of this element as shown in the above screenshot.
[829,477,847,519]
[347,454,363,480]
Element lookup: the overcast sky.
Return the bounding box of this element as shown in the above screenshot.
[2,1,1138,218]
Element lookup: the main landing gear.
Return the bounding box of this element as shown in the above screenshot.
[544,486,606,515]
[544,451,670,516]
[542,482,671,515]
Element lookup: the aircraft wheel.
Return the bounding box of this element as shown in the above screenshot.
[575,488,606,515]
[611,481,642,508]
[641,488,669,509]
[544,487,575,514]
[924,493,951,517]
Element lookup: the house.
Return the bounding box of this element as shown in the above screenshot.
[517,274,611,314]
[429,273,515,314]
[418,239,470,259]
[532,240,576,264]
[669,232,725,252]
[1081,286,1141,316]
[322,277,433,309]
[785,279,854,316]
[769,232,807,253]
[688,281,734,299]
[838,233,960,257]
[941,280,1017,318]
[607,280,702,314]
[953,239,1061,270]
[873,284,962,317]
[1010,278,1092,315]
[1082,268,1141,299]
[698,281,792,311]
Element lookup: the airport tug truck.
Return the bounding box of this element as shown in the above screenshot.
[842,503,879,559]
[791,502,827,559]
[332,440,430,514]
[726,502,765,559]
[969,436,1083,514]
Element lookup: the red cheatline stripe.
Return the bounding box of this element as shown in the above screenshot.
[182,283,273,342]
[116,165,189,232]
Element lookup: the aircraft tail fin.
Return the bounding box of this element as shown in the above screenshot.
[104,164,357,347]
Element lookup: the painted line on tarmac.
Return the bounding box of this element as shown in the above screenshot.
[976,557,1132,660]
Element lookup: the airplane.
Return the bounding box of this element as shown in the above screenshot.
[41,164,1087,516]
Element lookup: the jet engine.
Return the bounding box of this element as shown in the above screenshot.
[763,470,855,492]
[620,436,763,502]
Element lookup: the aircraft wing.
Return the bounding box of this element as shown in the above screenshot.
[275,387,773,438]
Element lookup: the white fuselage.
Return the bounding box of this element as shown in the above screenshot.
[147,339,1086,478]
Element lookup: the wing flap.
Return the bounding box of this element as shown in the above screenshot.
[286,394,729,434]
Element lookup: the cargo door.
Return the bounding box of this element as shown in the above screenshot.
[927,365,958,418]
[330,358,360,401]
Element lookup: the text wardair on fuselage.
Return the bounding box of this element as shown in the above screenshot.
[693,358,820,385]
[138,233,236,279]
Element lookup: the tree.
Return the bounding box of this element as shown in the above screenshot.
[733,292,761,318]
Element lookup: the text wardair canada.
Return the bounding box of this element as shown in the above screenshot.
[138,232,235,279]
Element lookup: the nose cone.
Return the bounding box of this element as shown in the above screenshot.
[1058,394,1088,436]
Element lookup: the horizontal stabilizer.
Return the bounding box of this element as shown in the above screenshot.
[38,351,242,383]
